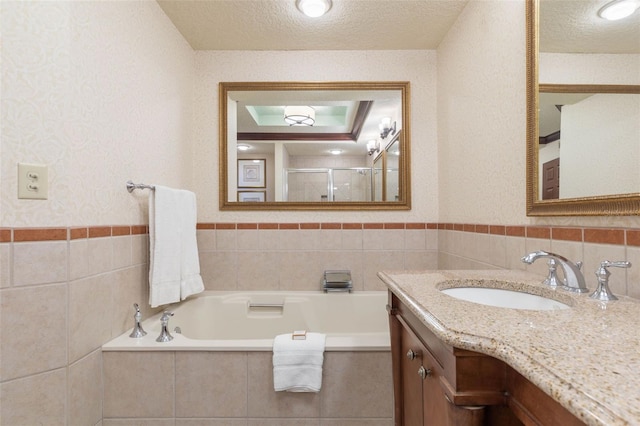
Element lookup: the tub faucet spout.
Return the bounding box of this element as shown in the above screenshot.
[521,250,588,293]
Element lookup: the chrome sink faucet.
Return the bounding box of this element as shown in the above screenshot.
[521,250,588,293]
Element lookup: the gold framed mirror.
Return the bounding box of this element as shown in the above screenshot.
[219,81,411,211]
[526,0,640,216]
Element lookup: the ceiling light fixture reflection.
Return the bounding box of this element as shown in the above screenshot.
[296,0,332,18]
[598,0,640,20]
[237,144,251,151]
[284,105,316,126]
[329,149,342,155]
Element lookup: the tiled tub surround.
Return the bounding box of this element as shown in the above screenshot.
[102,351,393,425]
[379,269,640,425]
[1,221,640,424]
[101,290,394,423]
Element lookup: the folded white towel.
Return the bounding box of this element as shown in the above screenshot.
[177,189,205,301]
[272,332,326,392]
[149,185,204,308]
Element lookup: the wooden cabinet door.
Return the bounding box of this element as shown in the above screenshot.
[401,325,425,426]
[420,343,449,425]
[400,323,450,426]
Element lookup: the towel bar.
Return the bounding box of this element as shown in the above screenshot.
[126,180,156,193]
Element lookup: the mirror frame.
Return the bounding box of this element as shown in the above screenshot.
[219,81,411,211]
[526,0,640,216]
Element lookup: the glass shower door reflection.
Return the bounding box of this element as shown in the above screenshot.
[284,169,332,202]
[284,168,374,202]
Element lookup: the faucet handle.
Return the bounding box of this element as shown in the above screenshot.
[133,303,142,319]
[601,260,631,270]
[156,311,175,342]
[129,303,147,338]
[543,259,563,287]
[590,261,631,301]
[160,311,174,324]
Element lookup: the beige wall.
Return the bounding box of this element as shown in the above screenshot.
[1,1,192,424]
[1,0,195,228]
[437,0,527,225]
[192,50,439,223]
[540,53,640,85]
[436,0,640,230]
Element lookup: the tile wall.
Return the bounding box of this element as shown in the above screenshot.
[438,224,640,299]
[0,222,436,424]
[2,221,639,424]
[0,226,151,425]
[195,223,439,292]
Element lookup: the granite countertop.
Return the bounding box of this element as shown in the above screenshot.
[378,269,640,426]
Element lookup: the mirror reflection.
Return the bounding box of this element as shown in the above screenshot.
[220,81,410,210]
[538,86,640,200]
[385,136,400,202]
[526,0,640,216]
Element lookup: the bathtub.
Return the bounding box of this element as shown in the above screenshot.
[103,291,390,352]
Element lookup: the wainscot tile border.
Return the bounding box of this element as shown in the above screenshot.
[5,226,148,242]
[1,224,638,247]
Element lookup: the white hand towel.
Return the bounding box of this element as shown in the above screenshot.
[149,185,204,308]
[178,189,205,301]
[272,332,326,392]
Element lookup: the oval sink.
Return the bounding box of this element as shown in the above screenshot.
[441,287,570,311]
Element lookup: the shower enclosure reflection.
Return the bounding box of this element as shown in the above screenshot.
[284,167,373,202]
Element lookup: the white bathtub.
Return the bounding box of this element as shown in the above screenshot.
[103,291,390,351]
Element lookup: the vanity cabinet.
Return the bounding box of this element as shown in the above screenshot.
[388,292,584,426]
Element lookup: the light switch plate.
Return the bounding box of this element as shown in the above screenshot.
[17,163,48,200]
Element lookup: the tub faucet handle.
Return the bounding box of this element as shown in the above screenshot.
[160,310,174,324]
[156,311,174,342]
[129,303,147,338]
[590,261,631,301]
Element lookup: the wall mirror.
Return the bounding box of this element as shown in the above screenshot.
[219,81,411,210]
[526,0,640,216]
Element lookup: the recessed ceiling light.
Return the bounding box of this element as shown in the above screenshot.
[329,149,342,155]
[598,0,640,20]
[296,0,332,18]
[237,144,251,151]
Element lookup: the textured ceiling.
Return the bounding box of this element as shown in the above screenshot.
[540,0,640,54]
[157,0,469,50]
[157,0,640,53]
